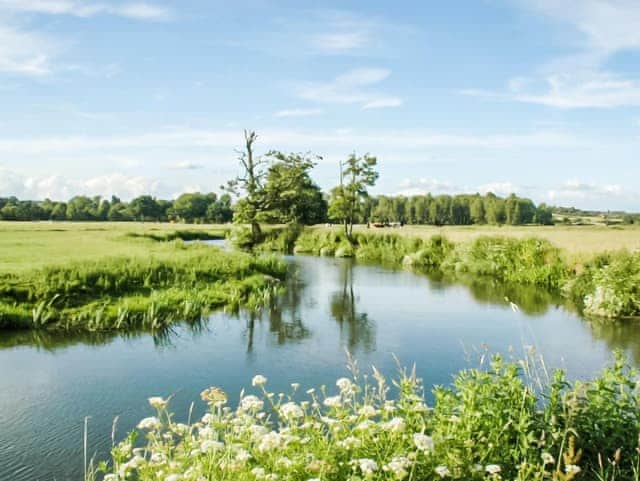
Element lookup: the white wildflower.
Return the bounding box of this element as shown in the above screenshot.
[356,458,378,476]
[201,440,224,452]
[165,475,181,481]
[239,395,264,411]
[336,377,353,392]
[384,456,411,479]
[565,465,581,474]
[201,413,213,424]
[251,467,266,478]
[413,433,434,452]
[358,405,377,417]
[103,475,117,481]
[258,431,282,452]
[435,465,450,478]
[323,395,342,408]
[291,383,300,390]
[382,417,405,432]
[337,436,362,449]
[137,416,160,430]
[235,448,251,462]
[485,464,501,475]
[280,402,304,420]
[148,396,167,409]
[542,452,555,465]
[252,375,267,386]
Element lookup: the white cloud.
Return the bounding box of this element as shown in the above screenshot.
[477,181,521,197]
[166,161,204,170]
[0,1,171,20]
[0,167,170,200]
[296,68,403,109]
[274,108,323,118]
[0,25,55,76]
[546,178,630,204]
[312,32,370,53]
[396,178,458,196]
[362,97,404,109]
[464,71,640,108]
[467,1,640,109]
[0,127,594,158]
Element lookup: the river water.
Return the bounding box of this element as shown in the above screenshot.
[1,253,639,481]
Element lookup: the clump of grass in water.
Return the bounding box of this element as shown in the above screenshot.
[97,352,640,481]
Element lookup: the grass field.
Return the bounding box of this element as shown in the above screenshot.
[0,221,230,273]
[0,222,289,330]
[316,224,640,260]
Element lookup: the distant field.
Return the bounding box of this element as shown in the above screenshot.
[311,224,640,259]
[0,221,230,273]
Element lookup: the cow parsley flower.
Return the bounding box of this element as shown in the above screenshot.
[280,402,304,420]
[382,417,405,432]
[252,375,267,387]
[485,464,501,475]
[148,397,167,409]
[356,458,378,476]
[542,452,555,465]
[336,377,353,392]
[239,395,264,411]
[565,465,581,474]
[323,395,342,408]
[434,465,450,478]
[137,416,160,430]
[413,433,434,452]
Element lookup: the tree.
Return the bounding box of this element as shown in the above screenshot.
[262,151,327,225]
[172,193,209,222]
[224,130,269,242]
[328,153,379,239]
[130,195,160,221]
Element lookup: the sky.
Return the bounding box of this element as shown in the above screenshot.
[0,0,639,210]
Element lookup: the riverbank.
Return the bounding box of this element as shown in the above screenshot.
[260,225,640,319]
[0,223,286,330]
[100,353,640,481]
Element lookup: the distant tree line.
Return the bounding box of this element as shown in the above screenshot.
[0,192,234,223]
[366,192,554,226]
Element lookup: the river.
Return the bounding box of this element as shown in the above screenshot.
[1,252,639,481]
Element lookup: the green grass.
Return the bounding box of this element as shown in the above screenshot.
[98,352,640,481]
[0,222,286,331]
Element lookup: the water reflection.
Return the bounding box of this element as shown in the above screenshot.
[330,259,376,352]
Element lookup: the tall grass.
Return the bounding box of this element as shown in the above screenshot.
[99,352,640,481]
[0,243,287,331]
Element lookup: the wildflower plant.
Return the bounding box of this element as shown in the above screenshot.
[100,352,640,481]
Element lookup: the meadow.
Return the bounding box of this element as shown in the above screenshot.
[0,222,286,330]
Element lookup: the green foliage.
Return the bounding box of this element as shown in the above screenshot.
[328,153,379,239]
[0,243,286,331]
[100,353,640,481]
[441,237,569,288]
[568,251,640,318]
[262,151,327,225]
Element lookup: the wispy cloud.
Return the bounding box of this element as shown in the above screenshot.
[0,1,172,20]
[0,25,55,76]
[166,161,204,170]
[274,108,324,118]
[466,0,640,108]
[312,31,370,53]
[296,68,404,109]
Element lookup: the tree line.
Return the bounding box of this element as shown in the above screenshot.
[1,130,556,229]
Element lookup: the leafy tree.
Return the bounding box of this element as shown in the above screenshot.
[172,193,209,222]
[262,151,327,225]
[130,195,160,221]
[328,153,379,239]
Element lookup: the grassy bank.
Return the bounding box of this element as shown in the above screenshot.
[0,222,286,331]
[99,353,640,481]
[265,226,640,319]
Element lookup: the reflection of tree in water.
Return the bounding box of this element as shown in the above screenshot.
[330,259,376,352]
[426,271,566,316]
[244,264,311,353]
[588,319,640,365]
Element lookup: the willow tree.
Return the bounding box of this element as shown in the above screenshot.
[224,130,268,242]
[328,153,379,240]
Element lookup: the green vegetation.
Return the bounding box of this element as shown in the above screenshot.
[267,226,640,318]
[98,353,640,481]
[0,223,286,331]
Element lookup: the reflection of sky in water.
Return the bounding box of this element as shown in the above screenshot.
[1,254,639,481]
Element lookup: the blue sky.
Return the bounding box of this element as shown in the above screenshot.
[0,0,639,210]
